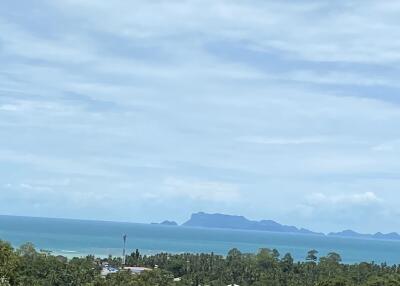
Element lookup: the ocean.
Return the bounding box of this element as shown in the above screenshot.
[1,215,399,265]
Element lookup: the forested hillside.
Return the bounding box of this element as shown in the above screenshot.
[1,240,400,285]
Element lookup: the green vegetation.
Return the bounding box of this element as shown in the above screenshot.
[1,239,400,285]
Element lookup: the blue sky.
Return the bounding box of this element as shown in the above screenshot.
[1,0,400,233]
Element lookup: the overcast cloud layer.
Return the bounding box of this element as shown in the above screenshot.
[1,0,400,233]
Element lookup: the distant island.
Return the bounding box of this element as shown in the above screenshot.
[181,212,323,235]
[178,212,400,240]
[151,220,178,226]
[328,230,400,240]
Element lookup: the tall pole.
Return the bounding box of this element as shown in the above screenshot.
[122,234,127,265]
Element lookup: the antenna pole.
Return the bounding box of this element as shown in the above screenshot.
[122,234,127,265]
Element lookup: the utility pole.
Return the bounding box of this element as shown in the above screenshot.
[122,234,127,265]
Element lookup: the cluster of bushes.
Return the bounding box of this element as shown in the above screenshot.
[1,239,400,285]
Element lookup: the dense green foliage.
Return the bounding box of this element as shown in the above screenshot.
[1,239,400,285]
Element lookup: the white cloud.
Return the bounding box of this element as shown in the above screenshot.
[292,191,387,232]
[237,136,328,145]
[0,19,96,64]
[372,140,400,152]
[46,0,400,65]
[163,177,241,203]
[0,104,21,111]
[306,192,382,207]
[0,100,68,113]
[1,0,400,230]
[19,183,53,192]
[0,150,121,178]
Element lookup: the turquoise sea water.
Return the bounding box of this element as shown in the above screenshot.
[1,215,400,264]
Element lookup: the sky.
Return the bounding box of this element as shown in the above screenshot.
[1,0,400,234]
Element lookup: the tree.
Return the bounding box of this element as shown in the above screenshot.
[226,248,244,284]
[2,238,400,286]
[326,252,342,264]
[256,248,275,270]
[0,241,18,283]
[317,277,349,286]
[306,249,319,262]
[17,242,37,258]
[281,253,294,272]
